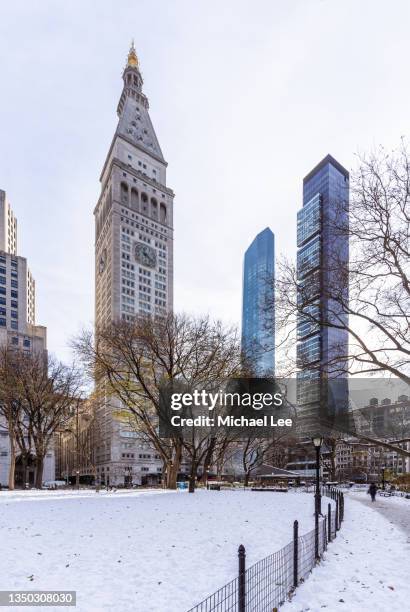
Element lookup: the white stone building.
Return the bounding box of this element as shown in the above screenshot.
[0,189,52,487]
[93,45,174,486]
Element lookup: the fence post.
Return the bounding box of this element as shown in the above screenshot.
[335,495,339,533]
[340,493,344,522]
[293,520,298,589]
[323,516,327,551]
[238,545,246,612]
[328,503,332,542]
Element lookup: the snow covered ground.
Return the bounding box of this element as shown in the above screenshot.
[0,488,317,612]
[282,492,410,612]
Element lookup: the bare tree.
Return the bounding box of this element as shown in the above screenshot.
[240,429,292,486]
[11,352,83,488]
[61,394,103,487]
[74,313,243,490]
[268,141,410,459]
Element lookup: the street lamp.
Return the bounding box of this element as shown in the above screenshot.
[312,436,323,515]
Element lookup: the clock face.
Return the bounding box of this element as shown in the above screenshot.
[135,243,157,268]
[99,249,107,274]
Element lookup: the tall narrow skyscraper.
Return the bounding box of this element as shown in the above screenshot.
[242,227,275,376]
[296,154,349,433]
[93,44,174,485]
[95,43,174,326]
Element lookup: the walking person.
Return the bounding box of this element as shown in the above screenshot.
[368,482,377,502]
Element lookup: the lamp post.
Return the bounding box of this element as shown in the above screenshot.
[75,402,80,490]
[312,436,323,515]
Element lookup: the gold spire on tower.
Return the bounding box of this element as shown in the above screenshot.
[127,40,139,68]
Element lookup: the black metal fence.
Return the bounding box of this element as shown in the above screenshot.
[187,488,345,612]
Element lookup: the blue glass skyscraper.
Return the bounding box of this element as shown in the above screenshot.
[296,155,349,432]
[242,227,275,376]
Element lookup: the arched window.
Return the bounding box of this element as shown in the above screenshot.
[160,203,167,224]
[120,182,129,205]
[141,192,148,214]
[131,188,139,211]
[151,198,158,220]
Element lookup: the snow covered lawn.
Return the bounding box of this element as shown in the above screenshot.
[0,488,317,612]
[282,494,409,612]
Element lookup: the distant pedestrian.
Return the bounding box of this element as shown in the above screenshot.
[368,483,377,502]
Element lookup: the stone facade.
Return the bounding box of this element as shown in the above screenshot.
[0,189,17,255]
[0,191,50,487]
[93,45,174,486]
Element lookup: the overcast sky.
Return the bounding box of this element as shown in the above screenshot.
[0,0,409,363]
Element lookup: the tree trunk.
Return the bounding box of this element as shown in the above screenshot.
[216,454,224,480]
[188,461,197,493]
[165,441,182,489]
[244,471,250,487]
[7,423,16,490]
[203,437,216,487]
[166,461,178,489]
[21,455,27,489]
[35,455,44,489]
[161,461,168,489]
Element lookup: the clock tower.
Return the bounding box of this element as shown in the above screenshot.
[93,44,174,485]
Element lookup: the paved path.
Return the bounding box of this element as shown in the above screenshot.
[283,495,410,611]
[352,493,410,539]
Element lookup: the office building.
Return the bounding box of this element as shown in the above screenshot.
[93,44,174,485]
[242,227,275,376]
[0,190,50,486]
[296,155,349,433]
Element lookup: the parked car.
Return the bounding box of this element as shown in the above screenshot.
[42,480,66,489]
